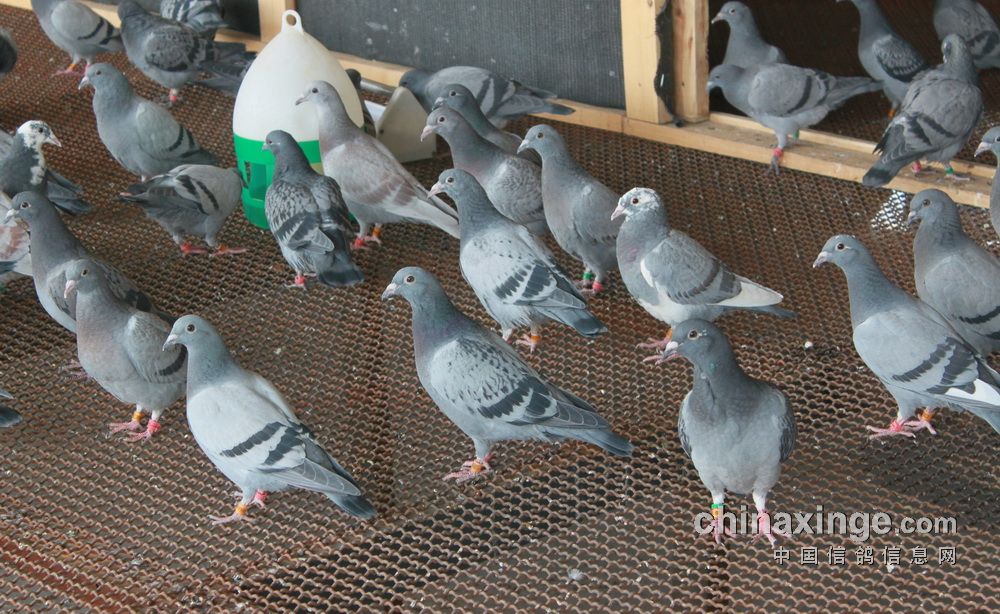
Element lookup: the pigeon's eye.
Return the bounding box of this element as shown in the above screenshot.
[404,275,415,284]
[687,330,699,339]
[631,197,639,205]
[729,7,735,13]
[96,70,102,75]
[186,324,196,333]
[437,116,446,123]
[835,242,846,251]
[446,176,455,184]
[19,202,29,209]
[537,132,544,139]
[449,90,457,97]
[994,135,1000,142]
[81,268,89,276]
[311,87,318,94]
[922,199,930,206]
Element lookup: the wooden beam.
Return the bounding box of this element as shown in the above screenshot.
[672,0,709,122]
[258,0,295,45]
[623,113,992,208]
[620,0,669,124]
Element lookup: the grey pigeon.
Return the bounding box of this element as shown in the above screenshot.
[80,63,217,181]
[712,1,788,68]
[431,83,527,158]
[659,319,795,545]
[262,130,363,289]
[974,126,1000,238]
[0,388,22,427]
[163,314,376,523]
[0,197,29,281]
[64,258,184,440]
[160,0,227,36]
[118,0,246,106]
[296,80,460,247]
[934,0,1000,70]
[0,120,90,215]
[424,106,547,234]
[120,164,245,256]
[814,234,1000,437]
[839,0,930,114]
[0,29,16,83]
[0,127,87,215]
[31,0,122,75]
[346,68,377,137]
[5,192,163,334]
[909,189,1000,356]
[429,169,606,352]
[382,266,632,482]
[518,124,621,294]
[399,65,574,128]
[707,63,880,173]
[613,188,795,355]
[862,35,982,187]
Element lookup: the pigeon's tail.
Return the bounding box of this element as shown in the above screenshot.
[747,304,798,319]
[182,148,219,168]
[540,101,575,116]
[542,307,608,338]
[417,195,461,239]
[862,124,917,188]
[826,77,881,110]
[207,41,249,64]
[50,197,91,216]
[0,404,22,428]
[317,256,364,288]
[570,427,634,457]
[197,56,252,97]
[328,492,377,519]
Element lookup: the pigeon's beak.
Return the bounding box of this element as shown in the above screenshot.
[711,13,723,24]
[660,339,682,362]
[63,279,77,299]
[162,334,178,350]
[260,142,270,152]
[3,209,15,223]
[975,141,991,157]
[0,388,10,400]
[812,251,830,268]
[906,211,918,228]
[516,139,530,155]
[294,94,307,106]
[46,133,62,148]
[432,96,445,108]
[77,75,90,91]
[381,282,399,301]
[420,126,436,141]
[428,181,445,197]
[706,79,718,93]
[610,203,626,220]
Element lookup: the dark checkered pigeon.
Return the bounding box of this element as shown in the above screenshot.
[934,0,1000,70]
[159,0,227,35]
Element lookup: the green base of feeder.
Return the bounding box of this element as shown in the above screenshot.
[233,134,324,230]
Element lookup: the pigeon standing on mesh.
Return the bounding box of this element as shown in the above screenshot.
[0,120,90,215]
[30,0,122,75]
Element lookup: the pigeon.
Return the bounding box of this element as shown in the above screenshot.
[707,63,880,173]
[974,126,1000,238]
[712,1,788,68]
[295,81,459,247]
[399,65,574,128]
[5,192,163,334]
[120,164,245,256]
[346,68,377,137]
[518,124,621,294]
[0,194,30,283]
[0,120,90,215]
[163,314,376,523]
[862,35,982,187]
[814,234,1000,437]
[658,319,795,545]
[908,189,1000,356]
[934,0,1000,70]
[118,0,246,106]
[0,127,88,216]
[839,0,930,115]
[429,169,606,351]
[0,389,22,428]
[431,83,527,158]
[80,63,217,181]
[262,130,363,289]
[613,188,795,356]
[382,266,632,482]
[159,0,227,36]
[0,29,16,83]
[423,106,547,234]
[64,258,184,440]
[31,0,123,75]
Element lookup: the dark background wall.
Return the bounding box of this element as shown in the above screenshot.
[297,0,626,109]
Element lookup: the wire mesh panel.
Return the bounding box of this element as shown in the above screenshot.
[0,5,996,611]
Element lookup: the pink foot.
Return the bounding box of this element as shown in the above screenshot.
[911,161,928,176]
[866,419,918,439]
[54,65,83,77]
[443,454,494,483]
[902,418,937,436]
[108,419,142,436]
[59,360,90,380]
[590,280,605,294]
[707,518,736,545]
[251,490,268,509]
[210,244,248,257]
[180,241,209,256]
[352,234,381,250]
[752,510,790,546]
[211,503,252,525]
[637,335,671,351]
[769,147,784,175]
[515,333,541,353]
[126,418,161,442]
[285,274,308,289]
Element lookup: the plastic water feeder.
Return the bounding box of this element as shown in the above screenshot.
[232,9,363,229]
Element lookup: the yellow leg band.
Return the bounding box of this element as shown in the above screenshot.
[131,410,144,423]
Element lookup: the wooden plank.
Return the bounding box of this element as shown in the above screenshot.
[620,0,669,124]
[672,0,709,122]
[623,116,992,208]
[0,0,266,51]
[258,0,295,45]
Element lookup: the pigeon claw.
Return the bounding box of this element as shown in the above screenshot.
[125,418,161,442]
[285,274,308,289]
[769,147,783,176]
[352,234,382,250]
[637,333,671,351]
[751,510,789,546]
[515,333,541,353]
[108,413,143,436]
[211,503,253,525]
[211,244,248,257]
[251,490,268,509]
[443,454,494,483]
[706,518,736,545]
[866,419,919,439]
[180,242,210,256]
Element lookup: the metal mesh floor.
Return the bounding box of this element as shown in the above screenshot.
[0,5,997,611]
